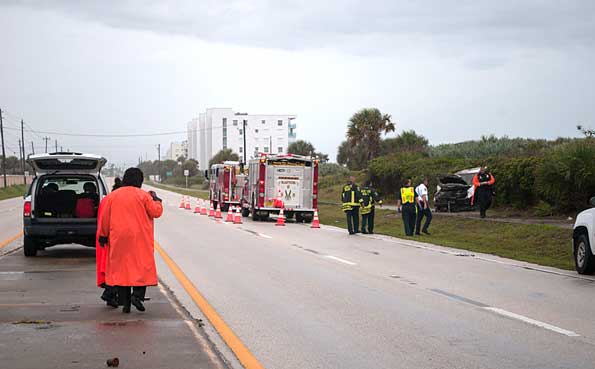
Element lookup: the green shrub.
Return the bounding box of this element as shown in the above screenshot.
[532,201,554,217]
[318,163,350,177]
[489,156,541,208]
[535,139,595,212]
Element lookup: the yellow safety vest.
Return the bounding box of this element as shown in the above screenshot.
[400,187,415,204]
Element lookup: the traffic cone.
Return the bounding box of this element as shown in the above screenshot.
[179,196,185,209]
[194,198,201,213]
[233,206,243,224]
[215,204,222,219]
[225,206,234,222]
[185,197,191,210]
[276,208,286,226]
[311,209,320,228]
[200,199,207,215]
[208,202,215,217]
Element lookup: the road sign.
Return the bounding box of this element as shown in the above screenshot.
[166,171,173,177]
[184,169,190,177]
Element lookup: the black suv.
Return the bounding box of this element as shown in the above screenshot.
[23,152,108,256]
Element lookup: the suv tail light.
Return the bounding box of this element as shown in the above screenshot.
[24,201,31,217]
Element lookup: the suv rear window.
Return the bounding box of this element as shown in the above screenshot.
[34,158,98,170]
[35,177,100,218]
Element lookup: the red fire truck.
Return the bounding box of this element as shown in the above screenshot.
[206,161,244,212]
[242,154,318,222]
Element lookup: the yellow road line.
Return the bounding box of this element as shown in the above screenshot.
[154,241,266,369]
[0,231,23,250]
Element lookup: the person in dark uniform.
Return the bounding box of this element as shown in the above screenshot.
[341,176,362,235]
[360,181,383,234]
[396,178,417,236]
[472,167,495,218]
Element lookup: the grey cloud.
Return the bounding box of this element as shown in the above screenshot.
[7,0,595,54]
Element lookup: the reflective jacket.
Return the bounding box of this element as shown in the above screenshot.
[360,187,383,215]
[399,186,416,205]
[341,183,362,212]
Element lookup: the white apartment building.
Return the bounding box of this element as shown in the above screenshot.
[165,140,188,161]
[187,108,297,170]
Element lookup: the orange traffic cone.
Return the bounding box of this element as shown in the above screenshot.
[225,206,234,222]
[200,199,207,215]
[194,198,201,213]
[215,204,222,219]
[276,208,286,226]
[208,202,215,217]
[185,197,191,210]
[311,209,320,228]
[179,196,185,209]
[233,206,243,224]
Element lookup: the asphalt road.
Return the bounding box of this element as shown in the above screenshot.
[147,186,595,369]
[2,188,595,369]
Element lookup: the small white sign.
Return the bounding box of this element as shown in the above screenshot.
[184,169,190,177]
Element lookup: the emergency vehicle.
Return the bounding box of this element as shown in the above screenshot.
[206,161,244,212]
[243,154,318,222]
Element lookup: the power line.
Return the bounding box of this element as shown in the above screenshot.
[1,125,224,138]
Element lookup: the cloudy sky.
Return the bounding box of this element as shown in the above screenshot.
[1,1,594,167]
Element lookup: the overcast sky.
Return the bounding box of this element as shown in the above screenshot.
[1,1,594,167]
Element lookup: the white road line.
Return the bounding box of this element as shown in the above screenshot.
[257,233,272,239]
[324,255,357,266]
[483,307,580,337]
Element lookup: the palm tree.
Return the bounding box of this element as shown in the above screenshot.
[347,108,395,162]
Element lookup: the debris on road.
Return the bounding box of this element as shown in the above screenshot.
[106,357,120,367]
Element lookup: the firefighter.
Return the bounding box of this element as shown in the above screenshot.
[415,177,432,235]
[360,181,383,234]
[396,178,417,236]
[341,176,362,235]
[472,167,496,218]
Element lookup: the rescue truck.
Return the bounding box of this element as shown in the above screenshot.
[206,161,244,212]
[242,154,318,222]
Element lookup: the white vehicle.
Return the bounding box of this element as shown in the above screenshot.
[243,154,319,222]
[23,152,108,257]
[572,197,595,274]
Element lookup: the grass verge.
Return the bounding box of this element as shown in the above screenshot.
[318,204,573,270]
[0,185,26,201]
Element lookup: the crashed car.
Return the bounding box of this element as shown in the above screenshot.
[434,174,475,212]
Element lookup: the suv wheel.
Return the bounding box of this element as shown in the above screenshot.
[23,235,38,257]
[575,233,594,274]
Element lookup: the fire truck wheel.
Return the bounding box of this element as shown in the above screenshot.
[221,204,229,213]
[295,213,304,223]
[242,207,250,217]
[303,213,314,223]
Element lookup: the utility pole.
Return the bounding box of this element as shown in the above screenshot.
[0,108,7,188]
[43,136,50,153]
[30,141,35,155]
[157,144,161,182]
[242,119,247,164]
[20,120,26,184]
[18,140,24,184]
[55,140,58,152]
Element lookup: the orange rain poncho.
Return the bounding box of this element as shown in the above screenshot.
[99,186,163,287]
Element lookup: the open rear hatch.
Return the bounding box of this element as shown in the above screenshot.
[27,152,107,175]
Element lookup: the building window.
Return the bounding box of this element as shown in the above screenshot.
[255,129,259,133]
[278,146,283,153]
[223,118,228,149]
[239,147,243,153]
[277,120,283,126]
[223,118,227,127]
[261,120,266,124]
[233,120,238,126]
[264,146,269,153]
[239,129,243,135]
[255,146,259,153]
[223,137,227,149]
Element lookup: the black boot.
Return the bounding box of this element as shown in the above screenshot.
[131,286,146,312]
[118,286,131,314]
[101,286,119,308]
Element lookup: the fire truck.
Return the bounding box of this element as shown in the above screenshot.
[206,161,244,212]
[242,154,319,222]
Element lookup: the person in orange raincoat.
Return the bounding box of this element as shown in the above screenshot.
[96,177,122,308]
[98,168,163,313]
